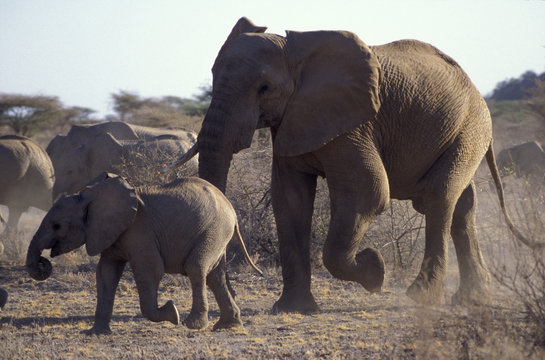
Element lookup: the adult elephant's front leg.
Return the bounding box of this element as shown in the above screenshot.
[320,159,387,293]
[271,157,318,314]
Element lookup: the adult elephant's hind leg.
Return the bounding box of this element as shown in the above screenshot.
[407,145,476,304]
[406,201,451,304]
[5,206,24,236]
[450,181,491,305]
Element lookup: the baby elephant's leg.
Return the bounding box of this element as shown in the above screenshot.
[207,257,242,330]
[184,262,209,329]
[133,260,179,326]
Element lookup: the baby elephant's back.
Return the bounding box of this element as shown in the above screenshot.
[140,177,237,237]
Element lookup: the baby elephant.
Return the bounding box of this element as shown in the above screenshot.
[26,172,262,334]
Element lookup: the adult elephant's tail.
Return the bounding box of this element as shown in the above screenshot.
[485,142,544,250]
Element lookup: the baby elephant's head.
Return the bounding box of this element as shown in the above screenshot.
[26,173,138,281]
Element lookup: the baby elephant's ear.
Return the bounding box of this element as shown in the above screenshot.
[82,176,138,256]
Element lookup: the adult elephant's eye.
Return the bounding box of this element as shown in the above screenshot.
[258,83,269,96]
[52,223,61,231]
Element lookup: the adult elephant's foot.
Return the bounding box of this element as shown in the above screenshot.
[271,290,319,314]
[406,276,444,305]
[355,248,385,293]
[213,316,243,330]
[451,281,491,306]
[82,324,112,336]
[323,247,385,293]
[183,311,209,330]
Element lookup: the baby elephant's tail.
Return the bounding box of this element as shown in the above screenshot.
[234,224,264,276]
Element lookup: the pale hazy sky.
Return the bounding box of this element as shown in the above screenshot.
[1,0,544,118]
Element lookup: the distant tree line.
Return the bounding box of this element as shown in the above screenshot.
[4,71,545,137]
[109,86,211,127]
[488,70,545,101]
[0,85,211,136]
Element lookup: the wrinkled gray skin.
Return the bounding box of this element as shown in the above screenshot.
[496,141,545,181]
[26,173,261,334]
[181,17,541,313]
[49,131,196,200]
[0,135,54,235]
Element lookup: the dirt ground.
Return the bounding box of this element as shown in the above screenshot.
[0,208,543,360]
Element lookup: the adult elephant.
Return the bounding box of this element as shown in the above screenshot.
[51,132,196,199]
[172,17,542,313]
[496,141,545,181]
[0,135,54,235]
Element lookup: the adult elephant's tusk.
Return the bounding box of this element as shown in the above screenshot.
[162,143,199,173]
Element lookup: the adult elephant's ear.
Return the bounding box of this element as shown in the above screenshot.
[274,31,381,157]
[82,175,138,256]
[217,17,267,59]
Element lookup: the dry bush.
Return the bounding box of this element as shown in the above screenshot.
[481,175,545,346]
[367,200,425,283]
[224,132,425,278]
[113,139,198,189]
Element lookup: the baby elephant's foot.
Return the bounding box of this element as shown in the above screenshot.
[183,311,209,330]
[161,300,180,325]
[213,316,243,331]
[406,277,444,305]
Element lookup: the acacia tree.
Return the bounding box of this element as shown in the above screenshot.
[0,94,61,136]
[0,94,95,136]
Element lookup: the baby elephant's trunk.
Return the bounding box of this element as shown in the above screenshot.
[26,235,53,281]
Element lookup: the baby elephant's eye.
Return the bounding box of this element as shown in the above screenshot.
[258,83,269,96]
[52,223,61,231]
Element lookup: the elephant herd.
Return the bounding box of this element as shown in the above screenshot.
[1,17,544,333]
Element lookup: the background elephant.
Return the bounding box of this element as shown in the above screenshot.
[496,141,545,181]
[172,17,539,313]
[26,173,262,334]
[46,121,197,156]
[50,130,196,199]
[0,135,54,236]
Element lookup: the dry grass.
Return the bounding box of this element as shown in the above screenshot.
[1,260,543,359]
[2,181,545,359]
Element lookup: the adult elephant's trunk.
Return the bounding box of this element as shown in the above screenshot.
[26,233,53,281]
[197,104,235,193]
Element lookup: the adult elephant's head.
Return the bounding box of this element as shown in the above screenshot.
[196,17,381,192]
[51,133,124,199]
